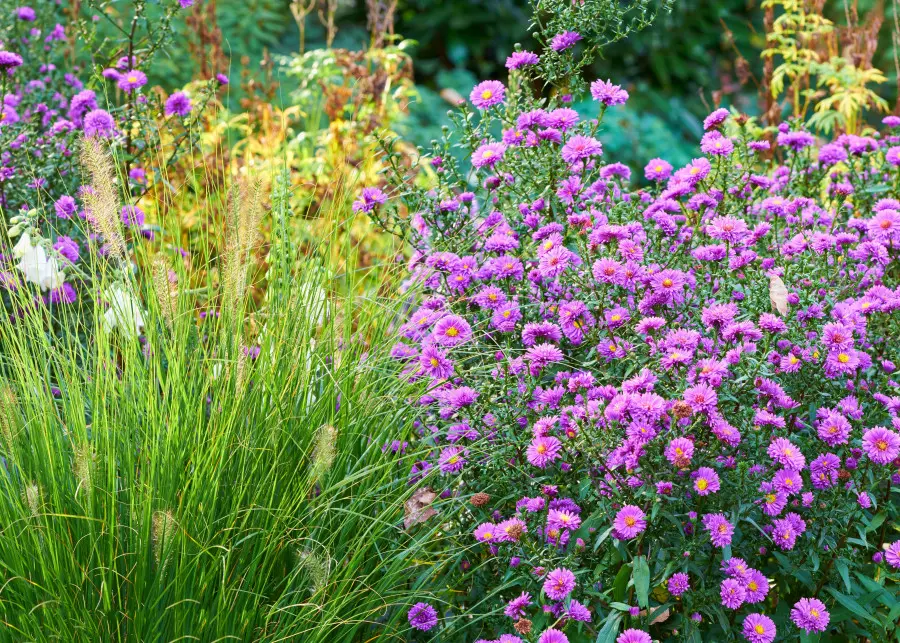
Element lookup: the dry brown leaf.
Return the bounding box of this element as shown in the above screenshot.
[404,487,438,530]
[440,88,465,106]
[769,274,789,316]
[638,607,671,624]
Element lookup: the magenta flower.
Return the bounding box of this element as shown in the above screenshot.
[885,541,900,568]
[590,79,628,106]
[117,69,147,92]
[613,505,646,539]
[550,31,581,51]
[616,630,651,643]
[470,80,505,109]
[561,135,602,163]
[472,142,507,169]
[506,51,539,69]
[164,91,192,117]
[352,187,387,213]
[703,513,734,547]
[527,436,562,468]
[644,157,672,181]
[790,598,830,634]
[432,315,472,347]
[693,467,720,496]
[742,613,776,643]
[407,602,438,631]
[862,427,900,464]
[720,578,746,609]
[542,567,576,600]
[667,572,690,596]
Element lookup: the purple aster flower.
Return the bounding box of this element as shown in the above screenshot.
[667,572,690,596]
[613,505,646,539]
[567,599,591,622]
[777,130,814,150]
[693,467,720,496]
[767,437,806,470]
[561,135,602,163]
[550,31,581,51]
[0,51,24,71]
[539,629,569,643]
[506,50,539,70]
[527,436,562,468]
[885,541,900,568]
[83,109,116,137]
[505,592,532,619]
[432,315,472,347]
[664,437,694,467]
[743,570,769,603]
[644,157,672,181]
[703,107,730,130]
[543,567,576,600]
[742,613,776,643]
[470,80,505,109]
[48,283,77,305]
[53,236,79,263]
[472,142,507,168]
[862,427,900,464]
[590,79,628,106]
[438,447,466,474]
[703,513,734,547]
[720,578,746,609]
[117,69,148,92]
[352,187,387,213]
[165,91,192,117]
[16,7,36,21]
[54,195,77,219]
[790,598,830,634]
[121,205,145,226]
[407,602,438,631]
[616,630,651,643]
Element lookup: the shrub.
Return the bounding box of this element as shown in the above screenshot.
[365,15,900,643]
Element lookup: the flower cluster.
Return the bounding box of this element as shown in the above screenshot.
[0,2,219,315]
[366,47,900,642]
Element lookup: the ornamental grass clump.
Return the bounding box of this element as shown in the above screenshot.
[363,20,900,643]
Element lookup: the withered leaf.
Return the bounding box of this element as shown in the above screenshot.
[404,487,438,530]
[769,275,789,317]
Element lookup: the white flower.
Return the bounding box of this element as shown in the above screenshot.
[103,284,145,337]
[14,232,64,291]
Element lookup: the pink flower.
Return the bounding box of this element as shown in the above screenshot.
[470,80,506,109]
[613,505,646,539]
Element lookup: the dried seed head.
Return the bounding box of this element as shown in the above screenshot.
[672,401,692,419]
[222,178,264,321]
[80,137,126,261]
[506,523,524,542]
[514,618,532,635]
[470,492,490,507]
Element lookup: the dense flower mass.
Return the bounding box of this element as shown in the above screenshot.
[368,28,900,643]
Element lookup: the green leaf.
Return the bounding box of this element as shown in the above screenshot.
[612,564,630,603]
[595,612,623,643]
[633,556,650,608]
[865,512,886,533]
[836,559,852,593]
[824,587,879,624]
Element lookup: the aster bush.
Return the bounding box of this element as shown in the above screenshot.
[0,0,220,322]
[363,14,900,643]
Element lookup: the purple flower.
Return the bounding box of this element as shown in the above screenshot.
[432,315,472,347]
[527,436,562,468]
[693,467,720,496]
[720,578,746,609]
[561,135,602,163]
[742,613,776,643]
[543,567,576,600]
[352,187,387,213]
[590,79,628,106]
[613,505,646,539]
[165,91,192,117]
[703,108,730,130]
[616,630,651,643]
[790,598,830,634]
[470,80,505,109]
[504,591,532,619]
[539,629,569,643]
[472,142,507,169]
[703,513,734,547]
[862,427,900,464]
[506,50,539,70]
[0,51,24,71]
[83,109,115,137]
[667,572,690,596]
[550,31,581,52]
[53,237,79,263]
[407,602,438,631]
[438,446,466,474]
[16,7,36,21]
[117,69,148,92]
[885,541,900,568]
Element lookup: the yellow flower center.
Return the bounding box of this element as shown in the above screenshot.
[430,358,439,367]
[837,353,850,364]
[446,327,459,337]
[611,314,621,321]
[755,625,765,635]
[625,516,636,526]
[877,440,888,451]
[697,479,708,491]
[481,90,493,100]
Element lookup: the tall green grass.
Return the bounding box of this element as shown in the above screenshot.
[0,154,441,641]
